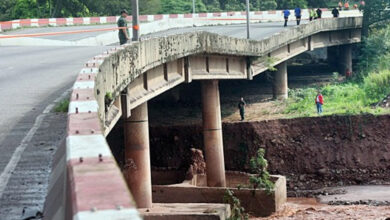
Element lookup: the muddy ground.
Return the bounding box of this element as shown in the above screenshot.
[108,114,390,192]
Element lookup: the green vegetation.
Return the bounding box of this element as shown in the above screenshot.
[223,189,249,220]
[54,98,69,113]
[249,148,274,194]
[285,24,390,117]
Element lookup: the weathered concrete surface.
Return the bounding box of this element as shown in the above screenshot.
[201,80,226,187]
[140,203,231,220]
[124,102,153,208]
[152,172,287,217]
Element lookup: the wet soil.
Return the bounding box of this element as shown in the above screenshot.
[255,198,390,220]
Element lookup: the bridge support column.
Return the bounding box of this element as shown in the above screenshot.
[201,80,226,187]
[273,62,288,100]
[124,102,152,208]
[340,44,352,77]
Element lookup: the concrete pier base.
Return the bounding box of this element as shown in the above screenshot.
[201,80,226,187]
[124,102,153,208]
[273,62,288,100]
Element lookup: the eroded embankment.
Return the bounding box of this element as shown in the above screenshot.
[107,114,390,191]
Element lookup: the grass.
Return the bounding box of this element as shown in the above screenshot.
[285,69,390,117]
[54,98,70,113]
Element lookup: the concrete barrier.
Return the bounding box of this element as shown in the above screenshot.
[0,9,361,32]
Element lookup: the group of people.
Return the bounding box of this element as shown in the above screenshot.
[338,1,365,11]
[283,7,325,27]
[283,2,365,27]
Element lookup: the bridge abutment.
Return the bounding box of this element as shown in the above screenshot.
[123,102,153,208]
[273,62,288,100]
[201,80,226,187]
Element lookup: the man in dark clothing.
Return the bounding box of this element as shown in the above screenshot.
[283,9,291,27]
[238,97,246,121]
[316,8,322,19]
[294,7,302,25]
[332,7,340,18]
[117,9,130,45]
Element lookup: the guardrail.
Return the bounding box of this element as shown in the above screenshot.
[0,9,362,32]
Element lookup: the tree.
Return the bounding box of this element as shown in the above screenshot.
[276,0,308,9]
[160,0,207,14]
[259,0,277,10]
[140,0,161,15]
[362,0,390,38]
[203,0,222,12]
[223,0,245,11]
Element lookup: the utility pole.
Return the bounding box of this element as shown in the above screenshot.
[132,0,140,41]
[246,0,250,39]
[193,0,196,14]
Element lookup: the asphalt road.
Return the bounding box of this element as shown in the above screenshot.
[0,21,297,218]
[145,21,306,40]
[3,24,117,41]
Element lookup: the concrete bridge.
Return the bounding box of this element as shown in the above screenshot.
[41,15,362,219]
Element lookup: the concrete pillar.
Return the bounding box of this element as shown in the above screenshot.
[273,62,288,100]
[201,80,226,187]
[339,44,352,77]
[124,102,152,208]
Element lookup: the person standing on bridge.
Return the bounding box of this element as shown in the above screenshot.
[344,1,350,10]
[117,9,130,45]
[332,7,340,18]
[309,8,317,21]
[316,8,323,19]
[295,7,302,25]
[283,9,291,27]
[315,92,324,114]
[238,97,246,121]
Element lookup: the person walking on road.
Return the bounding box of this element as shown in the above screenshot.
[315,92,324,114]
[295,7,302,25]
[117,9,130,45]
[238,97,246,121]
[316,8,322,19]
[332,7,340,18]
[283,9,291,27]
[309,8,317,21]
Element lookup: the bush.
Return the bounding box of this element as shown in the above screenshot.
[249,149,274,194]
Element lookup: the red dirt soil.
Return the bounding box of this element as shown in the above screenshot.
[144,114,390,190]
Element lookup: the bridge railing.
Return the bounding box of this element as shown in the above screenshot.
[0,9,361,32]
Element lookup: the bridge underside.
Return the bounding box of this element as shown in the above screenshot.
[102,28,360,209]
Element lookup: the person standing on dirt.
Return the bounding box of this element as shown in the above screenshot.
[117,9,130,45]
[315,92,324,114]
[294,7,302,25]
[316,8,323,19]
[283,9,291,27]
[332,7,340,18]
[238,97,246,121]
